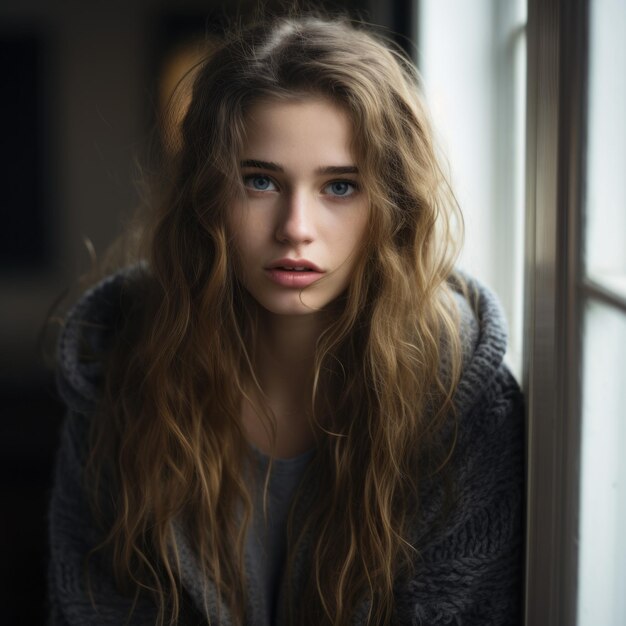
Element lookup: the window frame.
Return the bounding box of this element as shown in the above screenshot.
[523,0,588,623]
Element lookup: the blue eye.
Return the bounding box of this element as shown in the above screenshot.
[244,175,277,191]
[325,181,357,197]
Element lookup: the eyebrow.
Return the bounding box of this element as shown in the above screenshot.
[240,159,359,175]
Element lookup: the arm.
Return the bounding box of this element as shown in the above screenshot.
[47,413,158,626]
[397,368,525,626]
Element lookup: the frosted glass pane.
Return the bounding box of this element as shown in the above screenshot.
[585,0,626,299]
[578,300,626,626]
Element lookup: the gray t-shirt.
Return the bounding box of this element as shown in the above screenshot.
[245,446,315,625]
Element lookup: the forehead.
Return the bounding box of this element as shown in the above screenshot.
[241,97,356,165]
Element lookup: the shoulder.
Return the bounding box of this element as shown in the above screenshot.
[397,275,524,624]
[450,273,514,408]
[448,272,524,517]
[402,367,524,623]
[56,264,151,414]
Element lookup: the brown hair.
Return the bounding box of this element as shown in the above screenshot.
[88,14,464,625]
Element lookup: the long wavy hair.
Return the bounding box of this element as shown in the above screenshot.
[87,14,464,626]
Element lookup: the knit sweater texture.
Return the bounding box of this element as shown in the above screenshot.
[49,268,524,625]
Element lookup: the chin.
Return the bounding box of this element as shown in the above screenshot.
[257,292,350,319]
[239,278,350,318]
[258,298,324,317]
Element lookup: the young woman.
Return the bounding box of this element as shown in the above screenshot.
[49,15,524,626]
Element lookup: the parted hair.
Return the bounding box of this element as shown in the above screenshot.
[87,14,464,626]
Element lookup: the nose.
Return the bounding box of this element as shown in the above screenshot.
[274,190,315,245]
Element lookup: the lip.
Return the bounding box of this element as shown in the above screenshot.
[266,258,323,272]
[264,258,325,288]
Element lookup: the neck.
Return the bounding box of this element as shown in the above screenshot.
[254,311,332,392]
[241,310,333,458]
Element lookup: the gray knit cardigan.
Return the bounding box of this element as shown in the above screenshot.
[49,268,524,625]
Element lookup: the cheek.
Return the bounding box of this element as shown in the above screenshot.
[228,203,264,244]
[227,221,265,283]
[343,206,370,255]
[225,215,247,276]
[329,221,368,280]
[227,206,251,248]
[233,228,260,263]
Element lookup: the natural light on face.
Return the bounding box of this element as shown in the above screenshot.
[227,97,370,318]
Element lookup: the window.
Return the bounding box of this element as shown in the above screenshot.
[416,0,626,624]
[417,0,527,377]
[577,1,626,624]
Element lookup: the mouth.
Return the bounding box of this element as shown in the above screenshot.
[265,258,323,272]
[264,259,325,287]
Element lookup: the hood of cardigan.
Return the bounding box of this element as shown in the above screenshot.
[56,266,508,417]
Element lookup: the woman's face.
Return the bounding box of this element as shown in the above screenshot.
[227,97,369,318]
